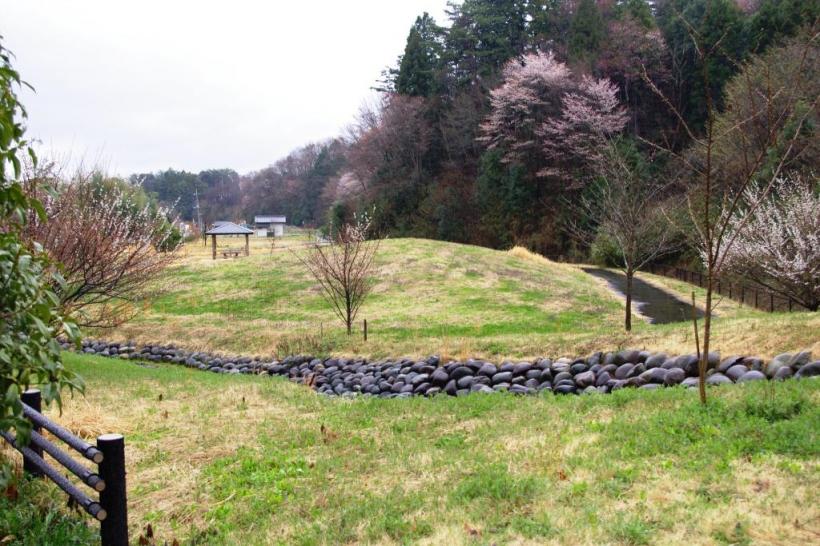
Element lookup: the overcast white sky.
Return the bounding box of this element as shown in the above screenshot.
[1,0,447,175]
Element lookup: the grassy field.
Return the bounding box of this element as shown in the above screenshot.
[2,353,817,545]
[102,234,820,360]
[2,236,817,545]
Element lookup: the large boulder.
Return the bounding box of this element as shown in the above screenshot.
[675,354,699,376]
[789,351,812,369]
[640,367,668,384]
[774,366,794,380]
[745,357,765,372]
[738,370,766,383]
[430,368,449,386]
[616,349,641,365]
[795,361,820,379]
[645,353,667,369]
[456,375,475,389]
[706,373,733,386]
[513,362,533,376]
[450,366,473,380]
[766,360,790,379]
[681,377,700,388]
[574,370,596,388]
[725,365,749,382]
[614,363,635,380]
[718,355,744,374]
[664,368,686,386]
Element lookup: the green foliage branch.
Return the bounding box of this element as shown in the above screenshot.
[0,38,82,445]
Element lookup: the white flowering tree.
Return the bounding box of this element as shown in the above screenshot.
[23,167,181,328]
[722,176,819,311]
[641,29,817,404]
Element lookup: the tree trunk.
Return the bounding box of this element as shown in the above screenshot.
[699,270,713,405]
[345,292,352,335]
[625,269,633,331]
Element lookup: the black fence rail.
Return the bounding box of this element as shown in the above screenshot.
[648,264,807,313]
[0,389,128,546]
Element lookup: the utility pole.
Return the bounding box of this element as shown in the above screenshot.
[194,187,204,244]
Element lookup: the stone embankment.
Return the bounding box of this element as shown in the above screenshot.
[70,340,818,398]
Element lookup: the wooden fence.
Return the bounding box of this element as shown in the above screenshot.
[1,389,128,546]
[648,264,806,313]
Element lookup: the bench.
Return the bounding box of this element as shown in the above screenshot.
[221,248,243,258]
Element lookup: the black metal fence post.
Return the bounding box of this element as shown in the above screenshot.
[98,434,128,546]
[21,389,43,478]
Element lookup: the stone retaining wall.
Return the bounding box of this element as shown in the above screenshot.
[69,339,818,398]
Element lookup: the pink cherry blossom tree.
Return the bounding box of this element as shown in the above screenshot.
[479,51,627,180]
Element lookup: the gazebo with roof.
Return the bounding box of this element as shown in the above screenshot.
[205,222,254,259]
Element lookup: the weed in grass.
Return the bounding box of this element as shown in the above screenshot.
[452,463,539,506]
[274,331,335,358]
[712,520,752,546]
[433,432,466,449]
[510,512,556,539]
[741,391,806,423]
[610,512,654,545]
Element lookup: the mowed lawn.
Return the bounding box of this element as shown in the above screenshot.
[104,236,820,360]
[16,353,818,545]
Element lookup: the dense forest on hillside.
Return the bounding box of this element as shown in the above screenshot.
[131,0,817,258]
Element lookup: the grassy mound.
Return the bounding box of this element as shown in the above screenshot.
[104,235,819,360]
[10,352,816,545]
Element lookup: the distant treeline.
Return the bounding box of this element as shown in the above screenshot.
[129,0,817,256]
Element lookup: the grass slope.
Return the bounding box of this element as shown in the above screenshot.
[104,235,819,360]
[5,352,815,545]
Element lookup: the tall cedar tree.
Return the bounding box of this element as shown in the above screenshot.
[568,0,606,63]
[395,13,442,97]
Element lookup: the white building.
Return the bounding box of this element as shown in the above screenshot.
[254,215,286,237]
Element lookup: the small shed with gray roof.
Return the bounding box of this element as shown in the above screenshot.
[254,215,287,237]
[205,221,254,259]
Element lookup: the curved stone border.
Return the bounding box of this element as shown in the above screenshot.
[67,340,818,398]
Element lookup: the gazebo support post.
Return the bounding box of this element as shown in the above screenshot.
[211,234,217,260]
[244,234,249,256]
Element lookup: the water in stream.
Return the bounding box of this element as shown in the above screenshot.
[583,268,704,324]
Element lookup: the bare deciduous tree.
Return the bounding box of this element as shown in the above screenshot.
[22,164,180,328]
[573,141,679,331]
[297,212,380,335]
[722,175,820,311]
[641,19,818,403]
